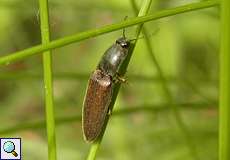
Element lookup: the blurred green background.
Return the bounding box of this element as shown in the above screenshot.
[0,0,219,159]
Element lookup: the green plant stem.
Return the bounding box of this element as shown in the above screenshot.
[0,72,217,105]
[219,0,230,159]
[0,72,173,82]
[0,0,218,66]
[86,1,153,160]
[39,0,57,160]
[0,102,216,135]
[130,1,199,159]
[0,71,217,85]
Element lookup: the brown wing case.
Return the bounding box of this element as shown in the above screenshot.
[82,69,113,142]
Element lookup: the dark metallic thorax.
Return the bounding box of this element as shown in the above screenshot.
[82,37,130,142]
[97,37,130,77]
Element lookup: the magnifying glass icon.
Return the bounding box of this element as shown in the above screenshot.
[3,141,18,157]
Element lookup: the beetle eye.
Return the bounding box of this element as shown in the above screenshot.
[116,38,130,48]
[121,43,127,47]
[122,42,130,48]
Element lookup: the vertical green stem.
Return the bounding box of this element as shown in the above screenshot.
[130,0,199,159]
[219,0,230,160]
[134,0,153,37]
[86,1,152,160]
[39,0,57,160]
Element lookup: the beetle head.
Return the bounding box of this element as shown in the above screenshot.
[116,37,130,49]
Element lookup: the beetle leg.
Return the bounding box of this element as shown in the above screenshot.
[108,108,112,116]
[114,72,127,84]
[116,76,127,83]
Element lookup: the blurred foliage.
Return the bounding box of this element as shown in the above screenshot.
[0,0,219,159]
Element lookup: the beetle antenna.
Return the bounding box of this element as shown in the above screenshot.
[129,28,160,42]
[123,28,126,39]
[122,16,128,39]
[129,36,144,42]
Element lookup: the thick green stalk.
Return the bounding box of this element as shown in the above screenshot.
[219,0,230,159]
[130,0,199,159]
[0,0,218,66]
[39,0,57,159]
[86,1,153,160]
